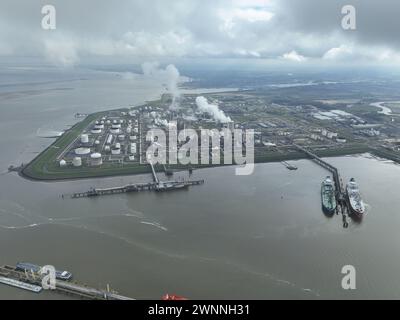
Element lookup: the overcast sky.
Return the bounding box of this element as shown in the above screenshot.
[0,0,399,66]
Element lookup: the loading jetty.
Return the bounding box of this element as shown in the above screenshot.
[69,163,204,199]
[0,265,133,300]
[293,144,350,228]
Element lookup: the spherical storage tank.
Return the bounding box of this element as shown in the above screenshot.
[72,157,82,167]
[90,153,103,166]
[81,134,89,144]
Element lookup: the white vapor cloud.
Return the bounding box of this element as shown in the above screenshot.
[141,62,181,110]
[196,96,232,123]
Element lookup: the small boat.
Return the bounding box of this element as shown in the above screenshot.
[16,263,73,281]
[162,293,188,300]
[156,182,188,192]
[0,276,42,293]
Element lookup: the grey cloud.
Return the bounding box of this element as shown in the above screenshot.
[0,0,399,65]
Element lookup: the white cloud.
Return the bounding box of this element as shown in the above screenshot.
[323,45,353,61]
[281,50,306,62]
[43,36,79,67]
[1,0,400,65]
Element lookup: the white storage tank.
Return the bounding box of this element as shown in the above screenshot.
[90,153,103,166]
[59,159,67,167]
[75,147,91,155]
[81,134,89,144]
[72,157,82,167]
[110,128,120,134]
[111,148,121,155]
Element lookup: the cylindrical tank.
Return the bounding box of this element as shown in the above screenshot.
[81,134,89,144]
[75,147,91,155]
[111,148,121,155]
[91,128,102,134]
[90,153,103,166]
[72,157,82,167]
[59,159,67,167]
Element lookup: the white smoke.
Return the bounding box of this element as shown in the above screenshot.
[141,62,181,110]
[195,96,232,123]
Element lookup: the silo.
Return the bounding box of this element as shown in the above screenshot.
[81,134,89,144]
[111,148,121,155]
[90,153,103,166]
[72,157,82,167]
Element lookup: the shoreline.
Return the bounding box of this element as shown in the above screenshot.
[19,146,376,182]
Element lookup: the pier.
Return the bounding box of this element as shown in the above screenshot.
[149,162,159,183]
[0,265,134,300]
[293,144,350,228]
[70,163,204,199]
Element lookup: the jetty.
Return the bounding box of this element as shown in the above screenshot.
[69,163,204,199]
[0,265,134,300]
[293,144,350,228]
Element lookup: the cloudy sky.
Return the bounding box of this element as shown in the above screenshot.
[0,0,399,66]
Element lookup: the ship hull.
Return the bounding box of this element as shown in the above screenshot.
[321,177,337,216]
[346,196,365,218]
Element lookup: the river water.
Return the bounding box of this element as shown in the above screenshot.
[1,66,400,299]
